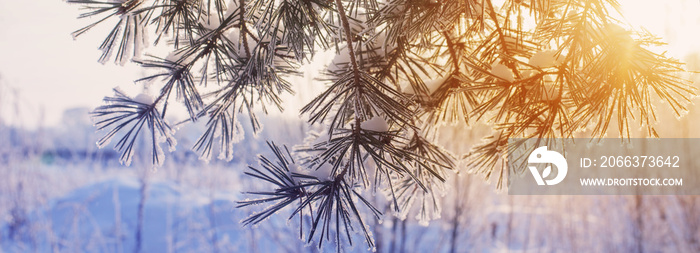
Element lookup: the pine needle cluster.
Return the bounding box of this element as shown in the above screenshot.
[69,0,696,249]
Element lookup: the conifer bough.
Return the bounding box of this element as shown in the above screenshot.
[69,0,696,250]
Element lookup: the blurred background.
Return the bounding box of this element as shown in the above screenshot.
[1,0,700,252]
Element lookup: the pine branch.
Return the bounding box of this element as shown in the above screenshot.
[91,88,176,166]
[68,1,699,250]
[69,0,150,65]
[334,0,365,142]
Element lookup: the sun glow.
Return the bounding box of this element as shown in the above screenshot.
[619,0,700,63]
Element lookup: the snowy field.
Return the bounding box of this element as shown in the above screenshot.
[0,109,698,253]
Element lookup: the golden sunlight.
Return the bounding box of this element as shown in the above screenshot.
[620,0,700,61]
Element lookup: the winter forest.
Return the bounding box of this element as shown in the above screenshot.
[2,0,700,252]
